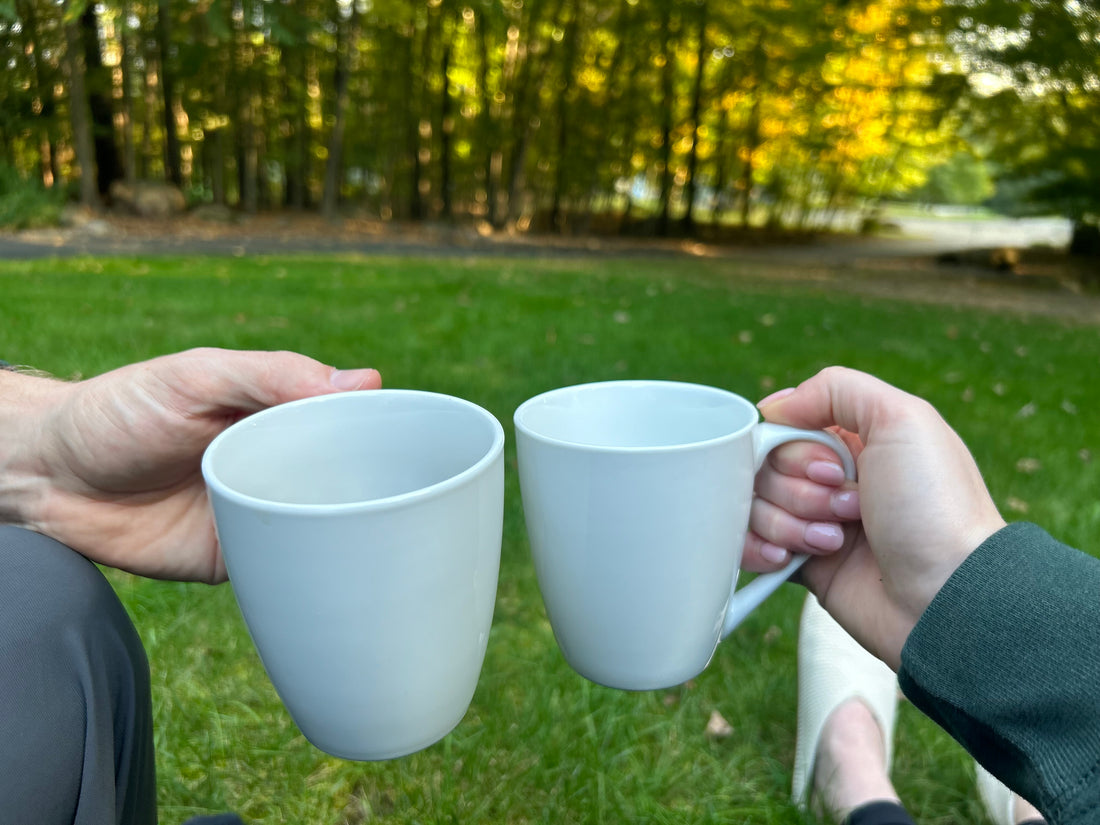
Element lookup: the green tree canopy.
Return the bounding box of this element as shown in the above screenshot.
[0,0,1095,239]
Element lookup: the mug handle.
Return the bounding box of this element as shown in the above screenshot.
[720,423,857,639]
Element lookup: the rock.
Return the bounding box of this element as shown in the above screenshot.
[81,219,112,237]
[109,180,186,218]
[936,247,1020,273]
[59,203,98,227]
[860,214,902,235]
[191,203,236,223]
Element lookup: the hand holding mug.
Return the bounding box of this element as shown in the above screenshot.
[0,347,381,583]
[748,367,1007,670]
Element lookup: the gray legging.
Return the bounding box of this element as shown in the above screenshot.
[0,525,156,824]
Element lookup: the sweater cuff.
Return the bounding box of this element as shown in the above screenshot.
[898,522,1100,822]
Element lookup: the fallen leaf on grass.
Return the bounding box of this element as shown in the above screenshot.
[1015,457,1041,474]
[705,710,734,739]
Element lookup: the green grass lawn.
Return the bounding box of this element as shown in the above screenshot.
[2,253,1097,824]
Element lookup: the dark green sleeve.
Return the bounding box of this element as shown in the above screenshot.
[899,522,1100,825]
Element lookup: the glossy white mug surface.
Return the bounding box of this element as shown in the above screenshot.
[514,380,854,691]
[202,390,504,759]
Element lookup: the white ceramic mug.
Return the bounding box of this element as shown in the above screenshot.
[201,390,505,760]
[514,380,855,691]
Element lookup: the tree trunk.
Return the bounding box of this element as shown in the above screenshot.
[81,3,122,196]
[739,32,766,228]
[403,5,425,220]
[1069,222,1100,268]
[232,21,258,213]
[439,19,455,221]
[119,0,136,182]
[287,50,309,210]
[211,127,226,205]
[63,10,100,208]
[655,1,675,237]
[476,9,501,228]
[505,0,564,226]
[240,106,258,213]
[549,4,578,234]
[321,9,359,218]
[709,123,729,225]
[16,0,60,188]
[605,0,638,225]
[141,24,157,179]
[157,0,182,186]
[738,98,760,228]
[708,56,737,225]
[680,0,708,236]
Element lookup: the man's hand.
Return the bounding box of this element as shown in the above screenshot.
[1,348,380,583]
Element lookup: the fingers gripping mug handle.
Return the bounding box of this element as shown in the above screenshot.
[720,423,857,639]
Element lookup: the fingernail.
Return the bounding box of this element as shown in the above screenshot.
[330,368,377,391]
[761,543,790,565]
[806,461,845,486]
[831,490,861,520]
[804,522,844,551]
[757,387,795,408]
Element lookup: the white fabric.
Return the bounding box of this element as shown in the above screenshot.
[976,763,1018,825]
[791,593,900,807]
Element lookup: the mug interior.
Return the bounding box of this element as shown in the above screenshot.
[204,391,502,506]
[515,381,757,449]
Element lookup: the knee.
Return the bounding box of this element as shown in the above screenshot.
[0,525,149,693]
[0,527,154,820]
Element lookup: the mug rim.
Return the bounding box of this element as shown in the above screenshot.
[513,379,759,453]
[202,389,505,514]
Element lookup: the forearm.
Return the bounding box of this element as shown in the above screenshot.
[0,369,70,529]
[899,523,1100,824]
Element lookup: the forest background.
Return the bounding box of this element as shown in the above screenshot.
[0,0,1097,251]
[2,4,1100,820]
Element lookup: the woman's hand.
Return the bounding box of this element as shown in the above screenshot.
[746,367,1006,669]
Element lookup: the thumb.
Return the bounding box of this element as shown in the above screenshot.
[150,348,382,415]
[757,366,921,444]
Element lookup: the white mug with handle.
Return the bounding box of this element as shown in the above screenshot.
[514,380,855,691]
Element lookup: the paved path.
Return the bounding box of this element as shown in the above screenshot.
[0,214,1074,262]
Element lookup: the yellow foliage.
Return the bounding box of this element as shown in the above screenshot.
[576,66,605,94]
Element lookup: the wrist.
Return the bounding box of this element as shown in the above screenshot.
[0,370,70,529]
